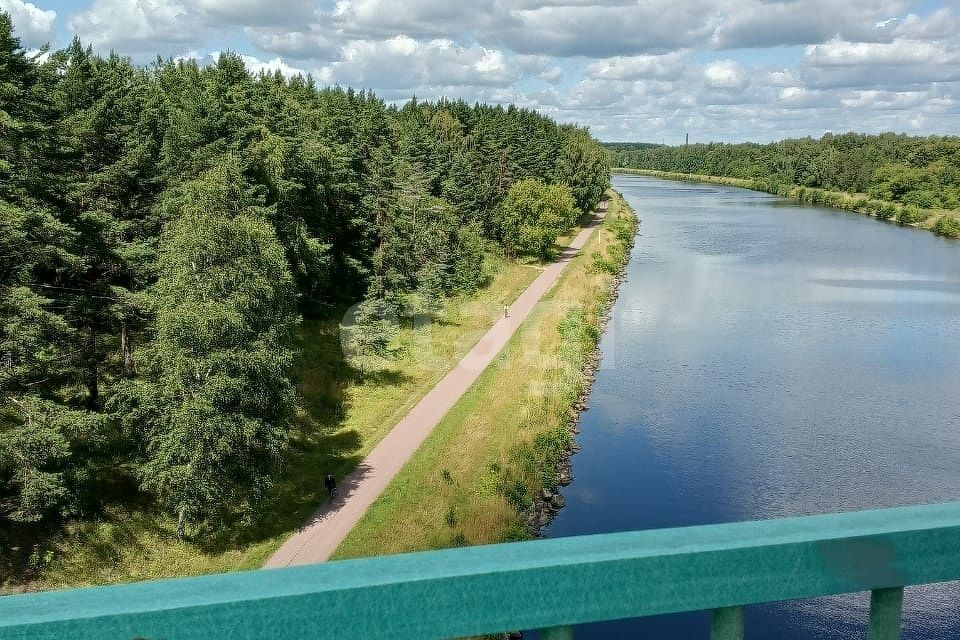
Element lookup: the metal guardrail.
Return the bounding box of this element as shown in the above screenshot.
[3,501,960,639]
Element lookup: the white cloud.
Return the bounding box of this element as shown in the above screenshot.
[587,52,688,80]
[69,0,320,56]
[208,50,307,77]
[330,0,506,39]
[246,26,340,60]
[540,66,564,84]
[888,8,960,41]
[780,86,806,101]
[318,37,520,90]
[709,0,910,48]
[839,88,951,111]
[802,38,960,89]
[194,0,316,25]
[69,0,194,54]
[0,0,56,47]
[703,59,748,90]
[805,39,959,67]
[482,1,718,57]
[38,0,960,141]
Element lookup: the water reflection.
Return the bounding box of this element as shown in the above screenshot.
[545,174,960,639]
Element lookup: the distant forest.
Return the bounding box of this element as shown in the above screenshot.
[607,133,960,212]
[0,12,609,535]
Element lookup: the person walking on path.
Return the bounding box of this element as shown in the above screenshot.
[503,304,509,319]
[324,473,337,500]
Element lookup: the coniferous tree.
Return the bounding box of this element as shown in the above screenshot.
[1,8,614,533]
[554,127,611,214]
[0,17,93,523]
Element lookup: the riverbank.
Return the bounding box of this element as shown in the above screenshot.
[615,168,960,239]
[332,189,637,559]
[541,173,960,640]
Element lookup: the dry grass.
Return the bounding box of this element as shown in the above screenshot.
[5,254,541,592]
[333,191,637,558]
[6,201,637,592]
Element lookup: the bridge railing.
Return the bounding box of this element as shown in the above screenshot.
[3,501,960,640]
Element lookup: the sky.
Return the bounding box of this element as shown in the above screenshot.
[2,0,959,142]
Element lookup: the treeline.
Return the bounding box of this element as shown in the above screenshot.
[0,12,609,536]
[607,133,960,234]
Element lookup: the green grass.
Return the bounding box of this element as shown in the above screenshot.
[2,203,633,592]
[333,191,637,558]
[2,254,542,593]
[615,168,960,239]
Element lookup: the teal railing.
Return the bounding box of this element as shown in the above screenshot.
[3,501,960,639]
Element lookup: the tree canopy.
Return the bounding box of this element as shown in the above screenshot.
[0,11,609,534]
[495,179,579,259]
[608,133,960,211]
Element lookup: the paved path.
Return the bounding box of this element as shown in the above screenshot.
[265,205,607,568]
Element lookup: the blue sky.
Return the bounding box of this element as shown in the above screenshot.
[3,0,958,142]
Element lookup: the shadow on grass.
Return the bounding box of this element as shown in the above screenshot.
[199,315,412,553]
[1,505,152,591]
[428,316,462,328]
[2,314,417,587]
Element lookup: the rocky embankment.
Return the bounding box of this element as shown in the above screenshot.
[523,201,636,537]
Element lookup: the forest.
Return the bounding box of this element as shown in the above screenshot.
[608,133,960,238]
[0,10,610,543]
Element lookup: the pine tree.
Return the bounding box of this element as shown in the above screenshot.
[0,16,615,533]
[554,127,610,214]
[0,13,95,523]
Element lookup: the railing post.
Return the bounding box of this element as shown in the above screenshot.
[868,587,904,640]
[711,606,745,640]
[540,625,575,640]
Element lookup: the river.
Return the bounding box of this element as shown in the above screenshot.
[544,174,960,639]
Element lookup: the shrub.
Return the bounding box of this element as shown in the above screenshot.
[933,215,960,238]
[897,205,924,225]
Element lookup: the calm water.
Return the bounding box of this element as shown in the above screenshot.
[544,174,960,639]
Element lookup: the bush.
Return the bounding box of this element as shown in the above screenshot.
[897,205,924,225]
[933,215,960,238]
[876,203,897,220]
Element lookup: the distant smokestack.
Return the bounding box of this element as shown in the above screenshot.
[685,132,689,146]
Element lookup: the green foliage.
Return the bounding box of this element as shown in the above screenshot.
[933,215,960,239]
[590,215,634,274]
[554,127,611,213]
[115,159,299,531]
[340,298,401,374]
[495,179,579,259]
[444,506,458,528]
[0,8,610,540]
[897,205,924,225]
[610,132,960,213]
